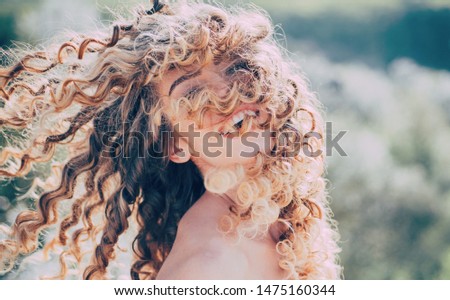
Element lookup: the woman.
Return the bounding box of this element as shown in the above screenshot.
[0,0,341,279]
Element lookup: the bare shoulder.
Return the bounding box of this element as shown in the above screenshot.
[156,193,286,280]
[157,236,249,280]
[156,196,250,279]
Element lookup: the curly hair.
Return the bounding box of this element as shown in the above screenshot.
[0,0,341,279]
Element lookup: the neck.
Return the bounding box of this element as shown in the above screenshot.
[200,189,235,211]
[196,189,284,243]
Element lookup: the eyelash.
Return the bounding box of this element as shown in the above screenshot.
[225,61,251,76]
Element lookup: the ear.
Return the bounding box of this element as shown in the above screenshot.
[169,136,191,164]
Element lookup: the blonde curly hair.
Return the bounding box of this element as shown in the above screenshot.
[0,0,341,279]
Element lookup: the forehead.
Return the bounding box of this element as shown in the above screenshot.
[157,61,233,99]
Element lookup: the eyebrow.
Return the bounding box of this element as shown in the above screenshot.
[168,70,202,96]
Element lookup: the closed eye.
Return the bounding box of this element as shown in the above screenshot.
[225,60,251,76]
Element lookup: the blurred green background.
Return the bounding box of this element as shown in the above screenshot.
[1,0,450,279]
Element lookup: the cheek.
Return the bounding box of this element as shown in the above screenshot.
[192,130,272,166]
[194,109,226,129]
[234,130,274,160]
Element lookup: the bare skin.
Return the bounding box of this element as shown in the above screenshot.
[156,190,287,279]
[155,61,287,279]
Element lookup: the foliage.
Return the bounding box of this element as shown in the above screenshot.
[297,48,450,279]
[276,7,450,71]
[1,0,449,279]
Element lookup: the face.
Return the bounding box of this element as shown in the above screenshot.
[157,61,273,174]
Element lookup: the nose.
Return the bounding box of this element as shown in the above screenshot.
[215,84,229,98]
